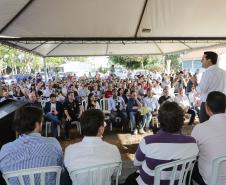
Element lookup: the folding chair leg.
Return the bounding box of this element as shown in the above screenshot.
[78,124,81,134]
[110,122,112,131]
[45,122,51,137]
[45,123,48,137]
[75,122,82,135]
[57,125,60,137]
[129,121,133,132]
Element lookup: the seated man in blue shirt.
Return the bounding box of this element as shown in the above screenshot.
[0,106,63,185]
[127,91,143,134]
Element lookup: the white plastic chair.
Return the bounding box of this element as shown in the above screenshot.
[69,162,122,185]
[209,156,226,185]
[100,98,110,114]
[45,121,61,137]
[82,99,87,111]
[100,98,112,130]
[3,166,61,185]
[40,100,48,109]
[154,156,197,185]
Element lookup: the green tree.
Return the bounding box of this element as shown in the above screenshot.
[65,57,88,62]
[144,56,165,72]
[109,55,165,72]
[98,66,109,73]
[109,56,146,70]
[45,57,65,72]
[165,53,181,72]
[0,44,43,75]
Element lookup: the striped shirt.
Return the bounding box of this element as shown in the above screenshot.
[0,133,63,185]
[134,130,198,185]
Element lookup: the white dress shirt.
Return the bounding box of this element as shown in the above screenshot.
[64,137,121,185]
[191,114,226,185]
[50,103,56,112]
[43,87,53,97]
[174,94,191,109]
[61,86,67,96]
[197,65,226,102]
[78,87,90,98]
[152,86,163,99]
[94,101,101,109]
[108,96,126,111]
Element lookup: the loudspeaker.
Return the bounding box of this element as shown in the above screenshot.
[0,99,28,148]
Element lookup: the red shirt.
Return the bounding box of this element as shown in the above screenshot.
[105,90,113,98]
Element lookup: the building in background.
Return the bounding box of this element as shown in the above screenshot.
[182,46,226,74]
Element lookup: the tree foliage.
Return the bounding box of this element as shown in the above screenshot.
[0,44,91,75]
[109,56,165,72]
[0,44,43,75]
[109,54,181,72]
[165,53,181,72]
[46,57,65,67]
[109,56,144,69]
[64,57,88,62]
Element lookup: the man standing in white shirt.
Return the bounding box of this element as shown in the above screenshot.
[191,91,226,185]
[64,109,121,185]
[197,51,226,123]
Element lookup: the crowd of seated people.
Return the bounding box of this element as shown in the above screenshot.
[0,70,202,137]
[0,89,226,184]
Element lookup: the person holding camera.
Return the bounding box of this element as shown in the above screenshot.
[108,88,127,129]
[44,93,63,137]
[173,71,187,93]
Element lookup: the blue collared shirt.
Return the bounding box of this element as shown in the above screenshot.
[0,133,63,185]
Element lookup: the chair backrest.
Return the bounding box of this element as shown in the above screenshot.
[40,100,48,109]
[81,99,87,111]
[154,156,197,185]
[100,98,110,114]
[70,162,122,185]
[210,156,226,185]
[3,166,61,185]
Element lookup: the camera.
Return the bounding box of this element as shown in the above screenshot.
[116,102,121,112]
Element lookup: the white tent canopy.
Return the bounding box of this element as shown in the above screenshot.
[1,0,226,56]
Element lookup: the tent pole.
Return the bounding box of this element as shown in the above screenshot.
[43,57,47,83]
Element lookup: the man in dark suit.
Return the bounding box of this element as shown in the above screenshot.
[44,93,63,137]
